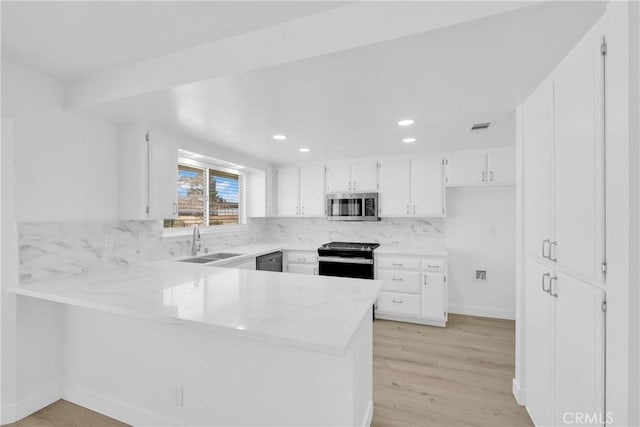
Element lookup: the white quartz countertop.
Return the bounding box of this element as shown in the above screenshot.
[10,259,381,356]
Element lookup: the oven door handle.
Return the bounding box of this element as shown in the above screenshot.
[317,256,374,265]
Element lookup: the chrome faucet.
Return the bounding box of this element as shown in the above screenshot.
[191,225,201,256]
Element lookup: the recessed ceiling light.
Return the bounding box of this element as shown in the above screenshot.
[397,119,414,126]
[299,148,310,153]
[402,138,417,143]
[272,134,287,140]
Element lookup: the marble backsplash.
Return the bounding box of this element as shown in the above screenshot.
[250,217,445,253]
[18,217,444,283]
[18,220,259,283]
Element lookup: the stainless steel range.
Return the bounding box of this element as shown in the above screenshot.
[317,242,380,280]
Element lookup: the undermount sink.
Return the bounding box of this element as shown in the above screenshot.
[178,253,242,264]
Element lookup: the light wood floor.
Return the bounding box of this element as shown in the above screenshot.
[5,314,531,427]
[372,314,532,427]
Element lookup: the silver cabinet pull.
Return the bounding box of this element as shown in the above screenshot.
[549,276,558,298]
[392,277,404,282]
[353,181,356,191]
[301,206,304,215]
[481,171,486,182]
[541,272,551,293]
[489,171,494,182]
[423,275,428,285]
[173,202,178,216]
[392,263,403,266]
[392,299,403,304]
[542,239,551,259]
[427,264,439,269]
[549,241,558,262]
[295,206,299,215]
[348,181,352,191]
[413,205,416,215]
[406,205,410,215]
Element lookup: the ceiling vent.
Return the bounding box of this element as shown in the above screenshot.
[470,122,492,132]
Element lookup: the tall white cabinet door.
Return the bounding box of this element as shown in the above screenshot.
[351,160,378,192]
[486,148,515,185]
[554,273,604,425]
[149,134,178,219]
[445,151,487,186]
[421,273,445,320]
[524,261,555,427]
[379,159,411,217]
[523,81,554,260]
[553,31,604,283]
[276,167,299,217]
[326,162,351,193]
[299,165,325,217]
[411,156,444,217]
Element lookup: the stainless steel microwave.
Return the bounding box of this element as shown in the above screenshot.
[326,192,380,221]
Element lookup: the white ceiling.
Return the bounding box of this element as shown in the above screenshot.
[79,1,607,164]
[1,1,345,80]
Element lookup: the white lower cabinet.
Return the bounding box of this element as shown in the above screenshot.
[524,260,605,427]
[375,255,447,327]
[284,251,318,275]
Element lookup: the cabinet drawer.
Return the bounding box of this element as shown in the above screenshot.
[378,270,421,293]
[377,257,420,271]
[287,263,317,275]
[377,292,421,316]
[287,251,317,264]
[422,259,445,272]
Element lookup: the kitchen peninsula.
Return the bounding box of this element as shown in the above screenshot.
[11,259,382,426]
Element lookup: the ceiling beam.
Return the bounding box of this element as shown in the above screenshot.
[65,1,536,109]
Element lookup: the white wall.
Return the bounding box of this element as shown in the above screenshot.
[445,186,516,319]
[1,60,120,422]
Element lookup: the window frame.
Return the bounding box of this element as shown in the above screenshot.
[163,156,247,236]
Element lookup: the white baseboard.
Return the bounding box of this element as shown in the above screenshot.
[512,378,526,406]
[1,381,61,425]
[361,400,374,427]
[448,304,516,320]
[62,383,182,427]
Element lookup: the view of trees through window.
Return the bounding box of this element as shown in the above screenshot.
[164,164,241,228]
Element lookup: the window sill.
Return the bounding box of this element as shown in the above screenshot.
[162,224,248,239]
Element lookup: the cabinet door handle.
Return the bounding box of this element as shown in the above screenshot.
[301,206,304,215]
[353,181,356,191]
[423,275,427,285]
[392,277,404,282]
[392,263,403,267]
[406,205,410,215]
[391,299,404,304]
[481,171,486,182]
[413,205,416,215]
[489,171,494,182]
[173,202,178,216]
[427,264,439,269]
[348,181,352,191]
[549,276,558,298]
[542,239,550,259]
[549,241,558,262]
[296,206,299,215]
[541,272,551,294]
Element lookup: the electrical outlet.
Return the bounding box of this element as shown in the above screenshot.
[474,270,487,282]
[175,385,184,407]
[104,233,114,249]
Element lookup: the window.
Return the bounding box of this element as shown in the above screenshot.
[164,162,244,229]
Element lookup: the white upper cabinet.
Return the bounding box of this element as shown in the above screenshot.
[486,148,516,185]
[521,24,604,284]
[350,160,379,192]
[299,165,325,216]
[276,165,325,217]
[552,29,604,283]
[325,162,351,193]
[445,151,487,186]
[411,155,444,217]
[379,159,412,217]
[445,148,515,187]
[380,156,444,217]
[276,166,299,217]
[118,123,177,220]
[523,80,554,261]
[326,160,378,193]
